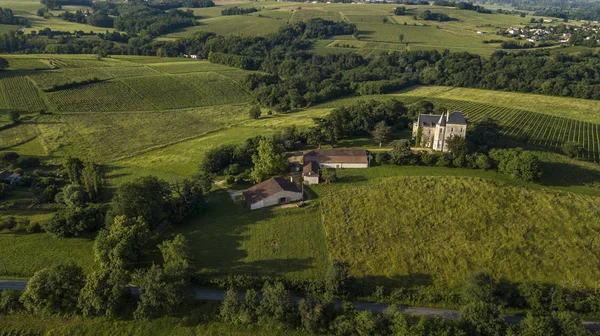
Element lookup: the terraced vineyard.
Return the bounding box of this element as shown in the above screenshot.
[423,97,600,162]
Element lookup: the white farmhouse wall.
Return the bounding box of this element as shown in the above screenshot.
[250,190,303,210]
[319,163,368,169]
[304,176,319,185]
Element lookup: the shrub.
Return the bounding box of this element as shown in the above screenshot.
[562,141,584,159]
[21,263,85,314]
[375,152,390,165]
[0,290,23,314]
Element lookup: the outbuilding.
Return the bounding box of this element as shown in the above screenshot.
[242,177,303,210]
[303,149,370,169]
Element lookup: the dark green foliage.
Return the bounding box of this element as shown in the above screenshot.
[108,176,172,229]
[93,216,150,270]
[0,152,19,167]
[208,51,259,70]
[395,6,406,15]
[325,259,350,296]
[299,297,333,334]
[562,141,585,159]
[44,203,107,238]
[460,302,507,336]
[250,138,287,183]
[63,157,84,184]
[446,135,468,157]
[0,7,27,25]
[221,7,258,15]
[257,282,299,330]
[81,162,104,201]
[390,139,413,165]
[78,268,131,317]
[489,148,542,182]
[462,272,498,305]
[134,234,194,320]
[8,111,20,123]
[320,168,337,184]
[419,10,451,21]
[375,152,390,165]
[20,263,85,314]
[518,311,590,336]
[0,290,23,314]
[372,121,392,147]
[170,177,207,224]
[302,18,356,38]
[468,117,501,152]
[114,6,196,36]
[248,105,261,119]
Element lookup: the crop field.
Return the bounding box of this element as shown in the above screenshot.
[122,72,249,110]
[165,14,287,38]
[0,123,38,149]
[46,80,154,112]
[320,176,600,290]
[27,68,113,91]
[148,60,240,74]
[34,105,248,163]
[290,9,342,22]
[0,75,47,112]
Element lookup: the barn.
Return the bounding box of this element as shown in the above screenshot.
[242,177,303,210]
[303,149,370,169]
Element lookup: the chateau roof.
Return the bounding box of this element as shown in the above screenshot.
[417,114,442,127]
[447,112,467,125]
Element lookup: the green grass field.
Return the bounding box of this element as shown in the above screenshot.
[321,175,600,290]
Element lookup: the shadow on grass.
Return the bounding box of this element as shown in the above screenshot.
[539,160,600,187]
[355,273,434,290]
[176,190,316,277]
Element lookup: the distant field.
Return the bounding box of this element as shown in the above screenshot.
[321,175,600,290]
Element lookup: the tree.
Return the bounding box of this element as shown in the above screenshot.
[398,33,405,43]
[299,296,332,334]
[21,263,85,314]
[250,138,287,183]
[93,216,151,270]
[468,117,501,151]
[562,141,584,159]
[489,148,542,182]
[8,111,19,123]
[0,290,23,314]
[446,135,468,157]
[249,105,262,119]
[372,121,392,147]
[81,162,104,200]
[257,282,299,330]
[325,259,350,295]
[61,184,87,208]
[134,234,194,319]
[78,268,131,317]
[0,57,8,70]
[389,139,413,165]
[133,264,194,320]
[63,157,84,184]
[220,288,242,324]
[158,234,191,274]
[462,271,497,305]
[320,168,337,184]
[108,176,172,229]
[460,302,506,336]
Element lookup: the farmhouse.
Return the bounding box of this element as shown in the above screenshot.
[412,112,467,152]
[0,171,21,185]
[242,177,303,210]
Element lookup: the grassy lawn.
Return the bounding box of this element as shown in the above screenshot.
[174,191,329,281]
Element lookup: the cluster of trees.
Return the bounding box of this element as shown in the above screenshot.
[0,56,7,70]
[221,7,258,16]
[433,0,492,13]
[58,9,114,28]
[0,7,26,25]
[418,10,451,22]
[114,6,196,36]
[144,0,214,10]
[1,233,194,320]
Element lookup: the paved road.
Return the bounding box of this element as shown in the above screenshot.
[2,280,599,330]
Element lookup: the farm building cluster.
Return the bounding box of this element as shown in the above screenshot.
[498,24,600,45]
[243,149,371,210]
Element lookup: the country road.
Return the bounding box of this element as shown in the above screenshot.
[2,280,600,331]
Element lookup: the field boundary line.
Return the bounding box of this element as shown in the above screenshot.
[115,78,160,111]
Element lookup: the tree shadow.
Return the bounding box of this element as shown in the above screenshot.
[539,161,600,187]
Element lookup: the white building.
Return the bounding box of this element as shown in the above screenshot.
[243,177,303,210]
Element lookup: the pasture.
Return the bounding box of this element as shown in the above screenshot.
[321,175,600,290]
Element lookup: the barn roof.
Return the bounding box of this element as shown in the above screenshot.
[242,177,302,205]
[304,149,368,164]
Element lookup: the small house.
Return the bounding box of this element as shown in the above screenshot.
[242,177,303,210]
[303,161,320,185]
[0,171,21,185]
